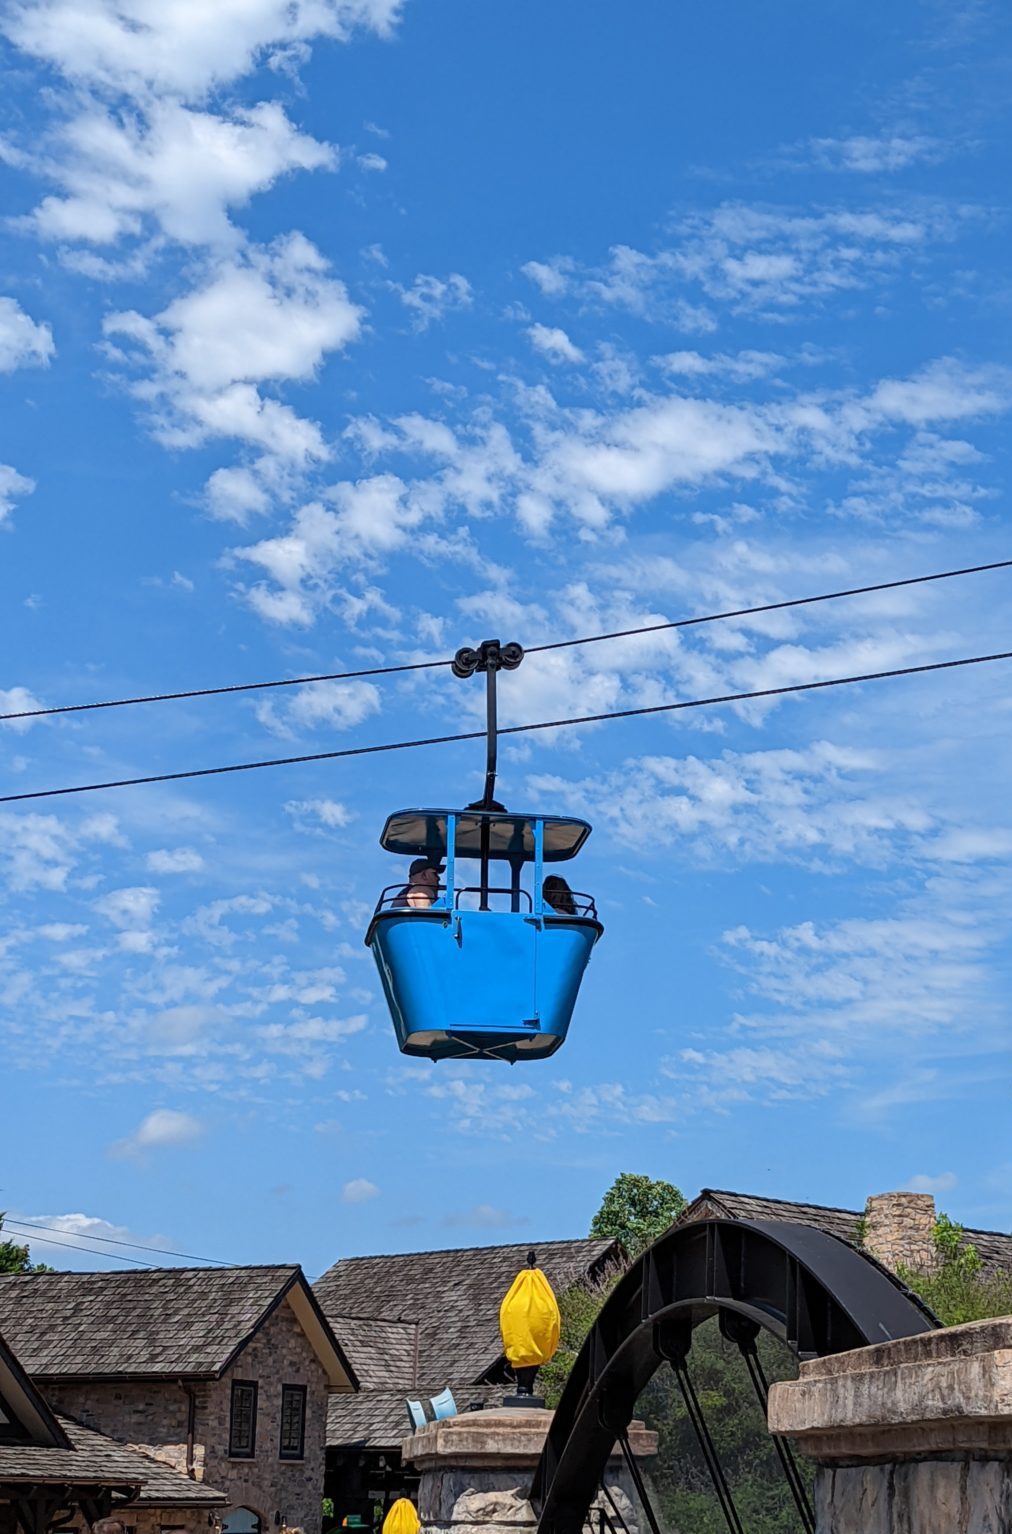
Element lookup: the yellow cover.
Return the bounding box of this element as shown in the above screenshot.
[499,1267,561,1369]
[382,1500,420,1534]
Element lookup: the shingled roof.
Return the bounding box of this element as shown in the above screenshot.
[677,1188,1012,1274]
[0,1328,225,1506]
[0,1416,228,1505]
[0,1265,357,1388]
[316,1236,620,1449]
[326,1385,503,1451]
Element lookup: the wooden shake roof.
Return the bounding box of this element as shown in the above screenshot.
[0,1264,357,1388]
[316,1236,621,1449]
[678,1187,1012,1273]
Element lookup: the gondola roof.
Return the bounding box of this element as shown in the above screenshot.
[379,808,592,862]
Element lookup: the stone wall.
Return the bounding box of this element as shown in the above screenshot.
[813,1460,1012,1531]
[402,1407,656,1534]
[863,1192,938,1274]
[62,1505,211,1534]
[43,1380,208,1478]
[769,1316,1012,1533]
[202,1294,330,1534]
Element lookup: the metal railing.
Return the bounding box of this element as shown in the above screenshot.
[372,884,598,919]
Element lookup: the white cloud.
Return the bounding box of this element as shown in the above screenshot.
[0,297,54,370]
[112,1107,204,1158]
[807,134,943,173]
[2,0,405,100]
[21,100,335,248]
[0,811,121,891]
[94,885,160,927]
[0,687,47,733]
[528,323,584,364]
[656,348,784,382]
[146,847,204,874]
[342,1177,379,1202]
[105,234,359,463]
[535,202,945,322]
[357,150,387,172]
[284,797,353,828]
[397,272,472,330]
[531,740,931,865]
[722,910,997,1044]
[521,257,573,296]
[255,679,381,736]
[205,465,272,523]
[0,464,36,526]
[117,233,361,391]
[6,1211,176,1270]
[860,359,1011,429]
[905,1171,958,1193]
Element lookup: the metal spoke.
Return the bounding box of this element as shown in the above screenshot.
[669,1359,745,1534]
[616,1432,664,1534]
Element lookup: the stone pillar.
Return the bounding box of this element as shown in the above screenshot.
[768,1317,1012,1531]
[863,1191,937,1274]
[401,1408,657,1534]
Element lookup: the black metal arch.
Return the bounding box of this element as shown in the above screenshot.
[531,1218,938,1534]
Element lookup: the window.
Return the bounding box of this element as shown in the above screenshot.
[229,1380,258,1458]
[279,1383,306,1460]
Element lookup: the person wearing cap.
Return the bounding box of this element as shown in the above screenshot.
[391,857,444,909]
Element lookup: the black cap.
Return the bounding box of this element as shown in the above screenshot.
[409,857,444,876]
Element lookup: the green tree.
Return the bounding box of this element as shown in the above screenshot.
[0,1213,53,1273]
[897,1214,1012,1327]
[589,1172,687,1257]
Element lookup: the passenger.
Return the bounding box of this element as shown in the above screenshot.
[543,874,577,916]
[392,857,444,909]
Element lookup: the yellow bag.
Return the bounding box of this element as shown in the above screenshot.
[499,1267,561,1369]
[382,1500,420,1534]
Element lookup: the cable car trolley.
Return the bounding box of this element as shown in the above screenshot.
[365,639,603,1062]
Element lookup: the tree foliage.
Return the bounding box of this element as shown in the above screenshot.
[589,1172,686,1258]
[0,1212,53,1273]
[896,1214,1012,1327]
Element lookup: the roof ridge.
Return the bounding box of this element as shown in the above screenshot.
[0,1263,302,1280]
[698,1187,862,1219]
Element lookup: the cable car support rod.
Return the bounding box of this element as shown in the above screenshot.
[452,638,524,909]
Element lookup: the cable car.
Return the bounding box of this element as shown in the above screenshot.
[365,640,603,1062]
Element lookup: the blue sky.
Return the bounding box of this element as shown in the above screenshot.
[3,0,1012,1276]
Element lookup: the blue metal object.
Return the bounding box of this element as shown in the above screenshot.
[365,639,603,1062]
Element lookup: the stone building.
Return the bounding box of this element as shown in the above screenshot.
[673,1185,1012,1275]
[1,1328,226,1534]
[314,1237,622,1525]
[0,1266,356,1534]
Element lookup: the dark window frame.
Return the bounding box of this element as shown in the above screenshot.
[229,1379,258,1459]
[278,1382,307,1461]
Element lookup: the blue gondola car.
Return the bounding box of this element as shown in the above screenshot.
[365,806,603,1062]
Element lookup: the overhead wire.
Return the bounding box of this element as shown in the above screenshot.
[3,1225,155,1267]
[2,556,1010,724]
[3,1215,236,1267]
[3,646,1010,806]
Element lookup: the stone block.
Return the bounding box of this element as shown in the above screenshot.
[769,1317,1012,1457]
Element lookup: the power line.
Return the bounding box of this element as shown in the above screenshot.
[3,646,1010,806]
[0,655,452,723]
[525,556,1012,654]
[3,1224,153,1267]
[3,556,1010,724]
[4,1216,235,1267]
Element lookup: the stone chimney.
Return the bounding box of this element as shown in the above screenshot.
[863,1191,938,1274]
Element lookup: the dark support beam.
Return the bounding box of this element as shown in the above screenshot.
[532,1217,939,1534]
